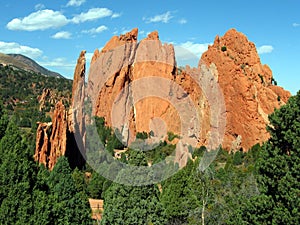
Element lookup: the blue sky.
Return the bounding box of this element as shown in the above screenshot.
[0,0,299,95]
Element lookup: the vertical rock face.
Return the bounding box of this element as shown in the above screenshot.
[48,101,68,169]
[201,29,291,150]
[88,28,180,145]
[70,50,86,138]
[34,122,51,167]
[34,101,68,169]
[34,51,86,170]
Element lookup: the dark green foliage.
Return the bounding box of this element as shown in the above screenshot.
[72,167,88,194]
[46,157,92,224]
[160,147,261,225]
[0,64,93,224]
[167,131,180,141]
[161,159,195,224]
[93,116,125,155]
[136,131,149,140]
[221,46,227,52]
[0,122,36,224]
[101,151,167,225]
[143,141,176,164]
[87,172,107,199]
[0,114,9,140]
[192,146,206,158]
[233,150,244,165]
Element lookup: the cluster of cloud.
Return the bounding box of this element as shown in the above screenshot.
[143,11,187,25]
[6,7,119,33]
[71,8,119,24]
[144,11,173,23]
[67,0,86,7]
[292,22,300,27]
[38,57,75,68]
[51,31,72,39]
[178,18,187,24]
[7,10,69,31]
[257,45,274,54]
[178,41,211,58]
[0,41,43,59]
[82,25,108,35]
[174,41,211,67]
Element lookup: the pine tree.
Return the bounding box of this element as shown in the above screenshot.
[46,156,93,224]
[101,150,166,225]
[0,122,35,224]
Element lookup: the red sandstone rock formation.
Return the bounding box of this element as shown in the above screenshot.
[34,121,51,167]
[88,28,290,152]
[201,28,290,150]
[69,50,86,136]
[34,101,67,169]
[35,28,291,169]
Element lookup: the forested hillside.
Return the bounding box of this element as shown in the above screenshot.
[0,64,72,133]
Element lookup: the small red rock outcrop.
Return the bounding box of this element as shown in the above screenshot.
[34,101,68,169]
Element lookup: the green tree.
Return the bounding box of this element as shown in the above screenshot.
[0,122,36,224]
[87,172,107,199]
[31,164,52,225]
[160,160,195,224]
[101,151,166,225]
[46,156,92,225]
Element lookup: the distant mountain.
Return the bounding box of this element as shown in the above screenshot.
[0,53,64,78]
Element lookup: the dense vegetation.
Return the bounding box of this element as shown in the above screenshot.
[0,63,299,224]
[0,64,72,134]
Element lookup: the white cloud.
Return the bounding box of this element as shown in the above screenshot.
[51,31,72,39]
[0,41,43,59]
[6,9,69,31]
[35,3,45,10]
[38,57,75,68]
[174,41,211,67]
[176,41,211,58]
[71,8,113,23]
[6,7,118,31]
[85,52,94,63]
[178,18,187,24]
[292,22,300,27]
[257,45,274,54]
[112,13,121,18]
[82,25,108,34]
[67,0,86,7]
[144,11,173,23]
